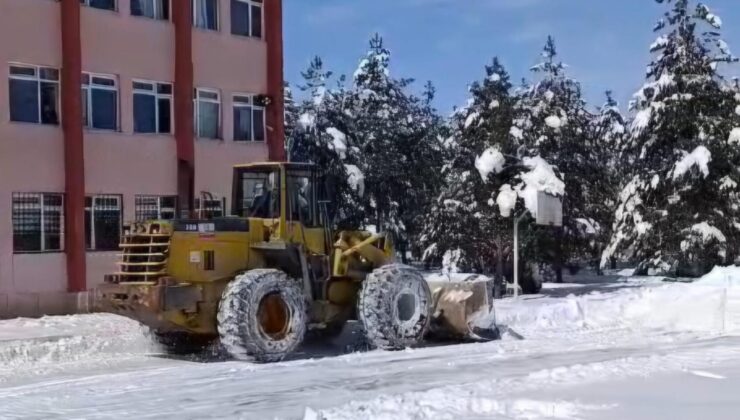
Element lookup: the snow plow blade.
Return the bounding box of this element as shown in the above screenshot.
[426,277,498,342]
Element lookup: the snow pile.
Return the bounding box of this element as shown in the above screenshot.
[0,314,157,377]
[474,147,505,181]
[344,164,365,197]
[672,145,711,180]
[496,267,740,337]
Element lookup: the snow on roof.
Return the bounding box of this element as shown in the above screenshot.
[672,146,711,180]
[519,156,565,217]
[728,128,740,145]
[474,147,506,181]
[344,164,365,197]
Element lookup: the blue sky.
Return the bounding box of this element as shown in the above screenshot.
[284,0,740,113]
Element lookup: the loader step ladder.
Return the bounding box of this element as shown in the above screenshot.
[116,223,171,283]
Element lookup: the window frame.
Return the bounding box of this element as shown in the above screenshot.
[132,79,173,134]
[80,0,117,12]
[8,63,60,125]
[11,192,65,254]
[85,194,123,252]
[192,0,219,31]
[82,72,119,131]
[195,196,227,219]
[231,0,263,39]
[130,0,170,21]
[232,93,266,142]
[194,88,222,140]
[135,195,178,222]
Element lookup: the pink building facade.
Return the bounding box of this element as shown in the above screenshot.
[0,0,285,318]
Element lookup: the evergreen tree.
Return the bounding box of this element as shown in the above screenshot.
[512,37,605,278]
[604,0,740,275]
[344,34,445,256]
[290,57,364,228]
[421,58,519,276]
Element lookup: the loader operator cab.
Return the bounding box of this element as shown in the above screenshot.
[232,162,321,227]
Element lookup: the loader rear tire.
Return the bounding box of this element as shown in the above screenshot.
[217,269,307,363]
[359,264,432,350]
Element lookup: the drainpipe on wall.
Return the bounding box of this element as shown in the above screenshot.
[265,0,286,162]
[61,0,86,293]
[173,0,195,217]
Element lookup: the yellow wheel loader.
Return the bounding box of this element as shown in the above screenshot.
[96,162,496,362]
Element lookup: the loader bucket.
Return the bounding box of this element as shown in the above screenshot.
[426,276,499,342]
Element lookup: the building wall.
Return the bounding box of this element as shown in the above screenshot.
[0,0,275,318]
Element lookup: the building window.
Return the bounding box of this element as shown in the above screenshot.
[135,195,177,221]
[133,81,172,134]
[131,0,169,20]
[82,73,118,131]
[9,64,60,125]
[80,0,116,11]
[195,197,226,219]
[195,88,221,139]
[233,94,265,142]
[193,0,218,30]
[12,193,64,253]
[85,195,122,251]
[231,0,262,38]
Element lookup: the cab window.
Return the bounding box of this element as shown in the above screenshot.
[287,170,318,226]
[235,169,280,218]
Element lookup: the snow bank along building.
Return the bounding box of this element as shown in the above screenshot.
[0,0,286,318]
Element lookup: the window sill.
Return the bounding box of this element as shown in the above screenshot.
[233,139,266,144]
[193,26,221,34]
[230,32,265,42]
[130,14,172,24]
[196,136,223,141]
[13,251,64,255]
[6,121,61,129]
[86,249,120,254]
[133,132,175,138]
[84,128,123,134]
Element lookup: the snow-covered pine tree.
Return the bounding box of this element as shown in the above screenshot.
[345,34,444,256]
[604,0,740,275]
[291,56,364,228]
[284,82,300,160]
[421,58,519,277]
[512,36,605,278]
[588,91,628,271]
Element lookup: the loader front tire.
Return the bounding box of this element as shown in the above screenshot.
[359,264,432,350]
[217,269,307,363]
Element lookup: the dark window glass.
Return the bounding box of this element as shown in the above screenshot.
[158,97,172,134]
[131,0,167,19]
[40,82,59,125]
[233,106,252,141]
[86,196,122,251]
[9,79,39,123]
[251,4,262,38]
[91,89,118,130]
[12,193,64,253]
[231,0,249,36]
[198,101,220,139]
[253,107,265,141]
[134,93,156,133]
[194,0,218,30]
[89,0,116,11]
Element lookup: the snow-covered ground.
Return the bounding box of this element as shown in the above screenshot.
[2,268,740,419]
